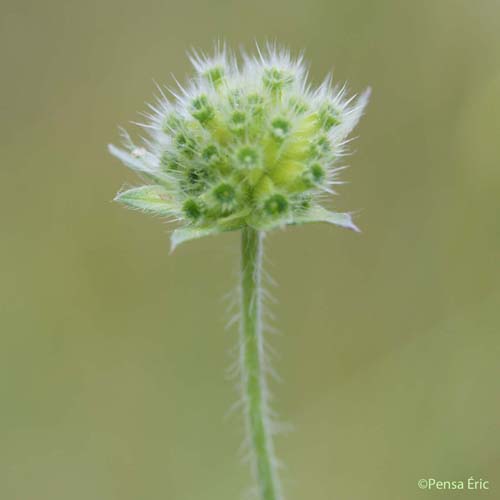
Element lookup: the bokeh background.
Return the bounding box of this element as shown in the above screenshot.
[1,0,499,498]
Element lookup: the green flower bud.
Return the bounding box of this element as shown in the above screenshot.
[162,112,184,133]
[289,96,309,115]
[204,66,225,87]
[213,182,236,203]
[264,193,289,216]
[263,68,294,94]
[209,182,237,216]
[318,102,342,131]
[270,117,291,141]
[160,152,179,172]
[309,135,332,160]
[183,198,203,221]
[237,146,259,169]
[191,95,214,125]
[201,144,217,162]
[176,132,197,158]
[229,111,247,133]
[303,162,326,187]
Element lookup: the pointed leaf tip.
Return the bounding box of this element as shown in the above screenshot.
[290,205,361,232]
[170,226,224,252]
[114,185,175,216]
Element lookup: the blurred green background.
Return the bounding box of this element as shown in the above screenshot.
[1,0,499,498]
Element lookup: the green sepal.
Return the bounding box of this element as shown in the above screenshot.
[114,185,175,216]
[171,211,248,251]
[171,226,224,252]
[290,205,360,232]
[249,205,359,232]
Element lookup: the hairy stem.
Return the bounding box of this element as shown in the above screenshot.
[240,227,281,500]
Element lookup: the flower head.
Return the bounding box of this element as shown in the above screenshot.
[110,44,370,250]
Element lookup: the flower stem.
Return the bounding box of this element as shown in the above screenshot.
[240,227,281,500]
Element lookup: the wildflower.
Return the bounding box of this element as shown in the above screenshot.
[110,44,370,500]
[109,44,370,250]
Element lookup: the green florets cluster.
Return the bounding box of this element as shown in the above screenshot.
[110,44,369,249]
